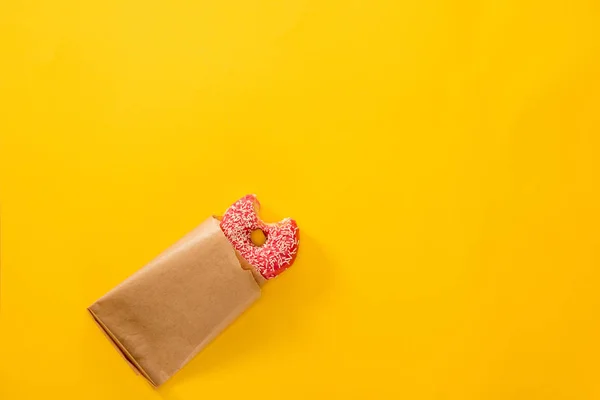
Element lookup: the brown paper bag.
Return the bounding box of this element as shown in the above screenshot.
[88,217,262,386]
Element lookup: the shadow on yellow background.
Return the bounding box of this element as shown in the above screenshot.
[1,0,600,398]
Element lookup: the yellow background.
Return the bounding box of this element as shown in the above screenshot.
[1,0,600,398]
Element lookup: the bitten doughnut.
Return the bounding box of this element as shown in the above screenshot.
[220,194,299,279]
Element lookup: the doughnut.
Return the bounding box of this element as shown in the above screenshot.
[220,194,299,279]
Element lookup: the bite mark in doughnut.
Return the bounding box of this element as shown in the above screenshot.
[220,194,299,279]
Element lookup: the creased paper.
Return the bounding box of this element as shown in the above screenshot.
[88,217,261,386]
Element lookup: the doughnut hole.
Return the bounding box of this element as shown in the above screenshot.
[250,229,267,247]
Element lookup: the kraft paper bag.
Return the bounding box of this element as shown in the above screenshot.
[88,217,262,386]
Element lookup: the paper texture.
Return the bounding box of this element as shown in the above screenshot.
[88,217,261,386]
